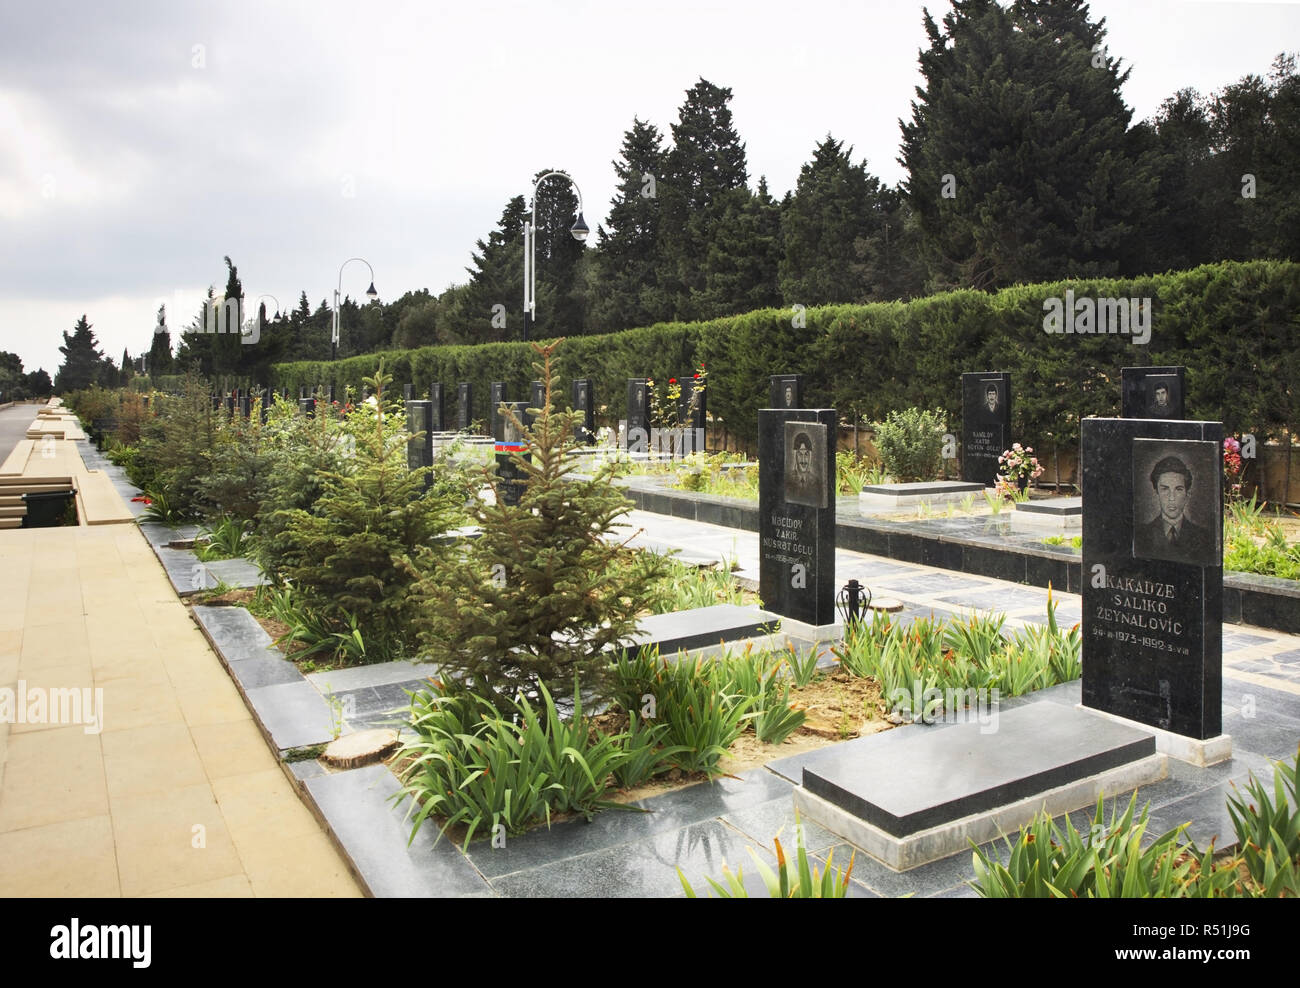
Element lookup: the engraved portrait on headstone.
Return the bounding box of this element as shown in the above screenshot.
[784,422,828,509]
[784,384,794,408]
[1132,439,1220,567]
[1144,374,1183,419]
[983,382,1001,417]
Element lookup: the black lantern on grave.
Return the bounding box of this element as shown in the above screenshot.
[837,579,872,627]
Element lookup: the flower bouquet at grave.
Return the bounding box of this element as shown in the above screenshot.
[995,444,1043,499]
[1223,437,1245,502]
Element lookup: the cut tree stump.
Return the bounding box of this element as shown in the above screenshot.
[322,729,399,769]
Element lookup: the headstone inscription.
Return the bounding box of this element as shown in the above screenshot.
[1121,366,1186,420]
[429,383,445,432]
[758,407,838,629]
[494,400,530,507]
[456,382,473,432]
[625,378,650,452]
[961,372,1012,487]
[769,375,803,410]
[572,379,594,443]
[1081,417,1224,742]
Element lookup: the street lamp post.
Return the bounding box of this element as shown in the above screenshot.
[332,258,378,361]
[522,172,588,342]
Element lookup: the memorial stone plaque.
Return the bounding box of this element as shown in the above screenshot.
[1081,417,1223,739]
[626,378,650,452]
[1121,366,1186,420]
[961,372,1012,487]
[572,379,595,443]
[456,382,473,432]
[494,400,530,507]
[758,408,837,627]
[769,375,803,410]
[429,383,445,432]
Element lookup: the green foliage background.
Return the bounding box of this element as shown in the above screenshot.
[271,260,1300,452]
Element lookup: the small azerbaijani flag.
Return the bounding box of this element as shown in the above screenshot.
[494,440,528,453]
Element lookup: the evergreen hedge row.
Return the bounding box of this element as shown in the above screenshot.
[270,260,1300,452]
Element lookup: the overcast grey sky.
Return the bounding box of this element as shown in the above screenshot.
[2,0,1296,376]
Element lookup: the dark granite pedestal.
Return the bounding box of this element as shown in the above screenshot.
[793,703,1166,870]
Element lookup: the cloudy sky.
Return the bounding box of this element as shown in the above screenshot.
[2,0,1296,376]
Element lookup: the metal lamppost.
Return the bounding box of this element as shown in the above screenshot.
[332,258,378,361]
[522,172,588,341]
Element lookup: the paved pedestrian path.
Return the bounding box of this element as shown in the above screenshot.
[0,522,362,897]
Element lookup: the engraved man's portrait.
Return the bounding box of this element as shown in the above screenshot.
[983,383,1000,416]
[784,422,828,509]
[1132,440,1219,567]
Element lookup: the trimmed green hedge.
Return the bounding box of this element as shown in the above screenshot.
[271,260,1300,450]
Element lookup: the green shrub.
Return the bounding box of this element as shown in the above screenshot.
[872,407,946,483]
[410,341,669,714]
[969,792,1246,898]
[392,678,643,849]
[1226,747,1300,897]
[275,362,464,661]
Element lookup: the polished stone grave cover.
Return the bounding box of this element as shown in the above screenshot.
[961,371,1011,487]
[800,703,1156,838]
[1081,417,1223,739]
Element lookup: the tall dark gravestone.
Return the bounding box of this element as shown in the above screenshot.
[769,375,803,410]
[456,383,473,432]
[403,383,413,401]
[494,400,530,507]
[1122,366,1186,420]
[572,379,594,443]
[327,384,336,407]
[758,408,838,630]
[625,378,650,452]
[961,372,1012,487]
[1081,417,1225,745]
[678,376,706,439]
[405,400,434,489]
[239,395,251,419]
[429,383,445,432]
[298,397,314,418]
[225,391,235,416]
[490,382,508,437]
[530,380,546,415]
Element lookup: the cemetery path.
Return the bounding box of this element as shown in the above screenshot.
[0,403,39,463]
[0,520,364,897]
[615,509,1300,700]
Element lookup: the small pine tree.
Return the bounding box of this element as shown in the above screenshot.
[276,361,463,658]
[411,340,668,714]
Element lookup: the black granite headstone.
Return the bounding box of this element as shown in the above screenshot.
[494,400,530,507]
[961,372,1012,487]
[626,378,650,452]
[429,383,445,432]
[328,384,336,407]
[298,397,314,418]
[678,376,707,436]
[1081,417,1223,739]
[239,395,251,419]
[405,400,434,485]
[225,392,235,416]
[758,408,837,627]
[572,379,594,443]
[456,382,473,432]
[403,383,413,401]
[769,375,803,410]
[490,382,507,437]
[1121,366,1186,420]
[211,395,221,411]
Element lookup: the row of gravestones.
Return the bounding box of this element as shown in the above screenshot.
[961,366,1186,486]
[758,362,1222,747]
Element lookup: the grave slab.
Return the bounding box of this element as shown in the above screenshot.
[859,481,985,510]
[621,603,781,658]
[794,703,1165,870]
